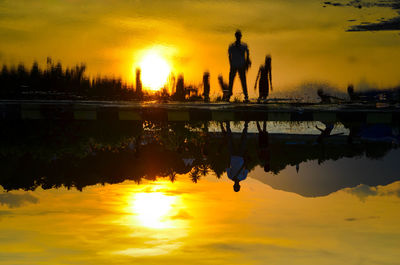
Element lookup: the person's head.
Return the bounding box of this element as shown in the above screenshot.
[317,88,324,97]
[235,30,242,42]
[233,181,241,192]
[265,55,271,64]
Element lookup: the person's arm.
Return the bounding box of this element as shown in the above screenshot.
[254,68,261,91]
[256,121,261,132]
[228,46,232,65]
[220,122,226,135]
[268,64,273,91]
[245,46,251,68]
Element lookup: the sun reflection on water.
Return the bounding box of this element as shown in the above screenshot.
[130,192,176,229]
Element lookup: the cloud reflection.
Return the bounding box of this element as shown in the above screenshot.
[0,193,38,208]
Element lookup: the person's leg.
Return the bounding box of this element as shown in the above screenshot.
[256,121,261,133]
[238,69,248,100]
[263,120,266,132]
[220,122,225,134]
[259,82,265,100]
[239,121,248,155]
[228,68,236,98]
[226,122,234,155]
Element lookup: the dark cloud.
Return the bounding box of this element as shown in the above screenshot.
[0,210,12,216]
[0,193,38,208]
[386,188,400,197]
[344,216,379,221]
[171,210,193,220]
[347,183,400,201]
[324,0,400,9]
[197,242,337,258]
[347,16,400,31]
[324,1,345,6]
[204,243,243,251]
[324,0,400,31]
[347,55,358,63]
[346,184,378,201]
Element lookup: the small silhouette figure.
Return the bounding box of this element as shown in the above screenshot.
[175,75,185,101]
[203,72,210,102]
[254,55,273,102]
[347,84,399,103]
[222,121,249,192]
[228,30,251,102]
[316,122,334,143]
[135,68,143,99]
[347,84,360,101]
[256,120,271,172]
[218,75,230,101]
[317,88,343,104]
[316,122,343,143]
[317,89,332,103]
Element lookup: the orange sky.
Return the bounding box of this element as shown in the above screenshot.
[1,0,400,97]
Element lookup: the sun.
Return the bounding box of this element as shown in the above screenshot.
[138,52,171,91]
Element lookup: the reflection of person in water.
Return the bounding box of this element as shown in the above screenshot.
[228,30,251,103]
[256,120,271,172]
[316,122,334,143]
[316,122,343,143]
[254,55,272,102]
[222,121,249,192]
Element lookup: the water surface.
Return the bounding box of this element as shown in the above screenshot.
[0,120,399,264]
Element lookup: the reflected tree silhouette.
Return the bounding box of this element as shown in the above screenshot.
[0,120,399,194]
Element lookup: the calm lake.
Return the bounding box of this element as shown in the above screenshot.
[0,119,399,265]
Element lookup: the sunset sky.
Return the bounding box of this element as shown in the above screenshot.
[1,0,400,96]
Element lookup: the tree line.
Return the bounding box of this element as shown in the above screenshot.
[0,58,207,101]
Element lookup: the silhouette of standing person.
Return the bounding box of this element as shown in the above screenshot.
[347,84,360,101]
[254,55,272,103]
[221,121,249,192]
[135,68,143,99]
[203,72,210,102]
[316,122,343,143]
[256,121,271,172]
[228,30,251,103]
